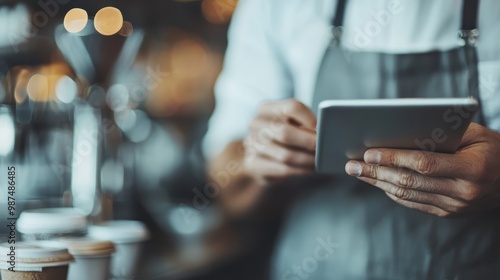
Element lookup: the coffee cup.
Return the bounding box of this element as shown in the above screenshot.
[17,208,88,241]
[88,220,149,278]
[60,238,115,280]
[0,242,73,280]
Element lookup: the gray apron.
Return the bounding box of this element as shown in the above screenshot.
[271,0,500,279]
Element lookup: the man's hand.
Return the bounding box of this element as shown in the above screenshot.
[345,123,500,217]
[244,99,317,185]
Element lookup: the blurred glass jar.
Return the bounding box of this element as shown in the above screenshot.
[17,208,88,241]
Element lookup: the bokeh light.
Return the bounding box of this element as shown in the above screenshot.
[0,4,30,47]
[88,84,106,107]
[0,107,15,156]
[64,8,88,33]
[167,37,210,83]
[10,64,74,103]
[119,21,134,37]
[145,31,221,117]
[94,7,123,36]
[106,84,129,111]
[56,76,78,103]
[13,68,30,103]
[27,74,49,102]
[202,0,238,24]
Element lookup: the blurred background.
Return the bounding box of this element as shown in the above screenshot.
[0,0,288,279]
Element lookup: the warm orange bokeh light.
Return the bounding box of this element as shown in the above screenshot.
[14,68,31,103]
[11,64,74,103]
[27,74,49,102]
[145,32,221,117]
[202,0,238,24]
[94,7,123,36]
[64,8,88,33]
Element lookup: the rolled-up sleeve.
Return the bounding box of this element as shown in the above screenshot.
[202,0,293,159]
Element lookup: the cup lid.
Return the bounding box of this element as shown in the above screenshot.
[61,238,115,256]
[88,220,150,243]
[0,242,73,270]
[17,208,88,234]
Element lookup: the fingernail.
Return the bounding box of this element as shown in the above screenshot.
[364,150,381,165]
[345,162,362,176]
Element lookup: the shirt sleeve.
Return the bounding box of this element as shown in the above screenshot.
[202,0,293,159]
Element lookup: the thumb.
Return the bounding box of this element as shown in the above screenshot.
[460,122,486,147]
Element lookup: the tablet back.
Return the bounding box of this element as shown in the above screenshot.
[315,98,479,174]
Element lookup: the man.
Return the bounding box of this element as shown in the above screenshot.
[204,0,500,278]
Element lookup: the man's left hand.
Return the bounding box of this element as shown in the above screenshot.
[345,123,500,217]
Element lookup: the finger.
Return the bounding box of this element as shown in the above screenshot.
[385,192,454,218]
[257,141,315,168]
[460,122,485,147]
[249,119,316,151]
[357,177,467,213]
[260,99,317,131]
[363,148,470,178]
[273,123,316,151]
[244,154,314,182]
[249,118,316,152]
[346,161,465,199]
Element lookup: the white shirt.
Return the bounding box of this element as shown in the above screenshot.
[203,0,500,158]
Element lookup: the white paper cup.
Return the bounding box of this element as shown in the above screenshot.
[17,208,88,240]
[88,220,150,278]
[61,239,115,280]
[0,242,73,280]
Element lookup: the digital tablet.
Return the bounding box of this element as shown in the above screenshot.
[315,98,479,174]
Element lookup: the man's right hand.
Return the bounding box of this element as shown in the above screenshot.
[243,99,317,185]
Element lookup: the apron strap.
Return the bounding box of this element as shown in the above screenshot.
[462,0,480,30]
[460,0,484,124]
[460,0,480,45]
[331,0,480,42]
[332,0,347,28]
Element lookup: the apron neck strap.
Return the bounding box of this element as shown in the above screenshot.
[332,0,347,28]
[460,0,480,45]
[331,0,480,44]
[462,0,479,30]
